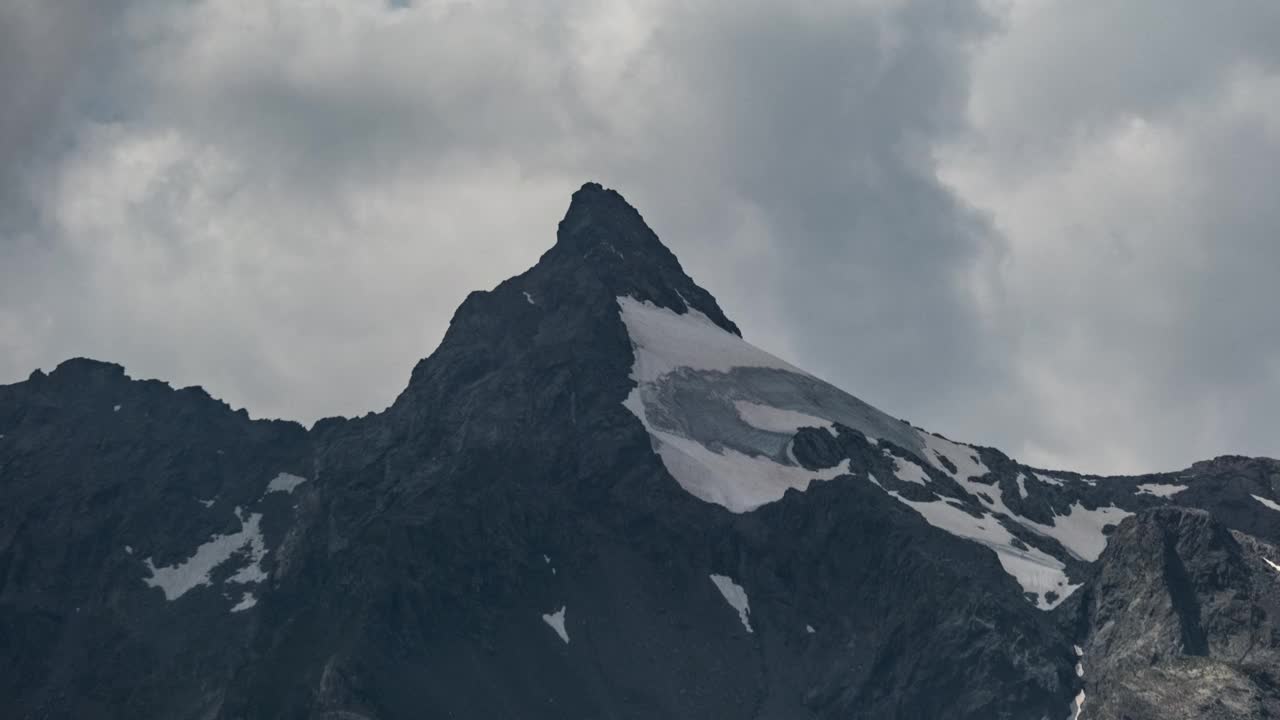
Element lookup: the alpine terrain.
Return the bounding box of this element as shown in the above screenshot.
[2,183,1279,720]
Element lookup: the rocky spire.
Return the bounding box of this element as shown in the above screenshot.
[535,181,740,335]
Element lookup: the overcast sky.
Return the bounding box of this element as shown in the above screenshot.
[3,0,1279,475]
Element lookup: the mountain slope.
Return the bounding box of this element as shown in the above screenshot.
[2,182,1279,719]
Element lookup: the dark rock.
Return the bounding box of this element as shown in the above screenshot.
[1067,507,1280,719]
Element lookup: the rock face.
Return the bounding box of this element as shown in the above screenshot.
[1,182,1279,719]
[1068,508,1280,719]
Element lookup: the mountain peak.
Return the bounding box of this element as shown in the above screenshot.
[397,182,740,407]
[552,181,674,267]
[538,182,740,336]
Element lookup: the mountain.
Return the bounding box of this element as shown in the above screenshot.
[2,182,1279,720]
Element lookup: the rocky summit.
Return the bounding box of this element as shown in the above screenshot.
[2,183,1279,720]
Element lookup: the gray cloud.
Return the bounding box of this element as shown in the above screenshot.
[939,0,1280,472]
[1,0,1278,474]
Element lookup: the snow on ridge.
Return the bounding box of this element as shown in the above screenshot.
[142,507,268,601]
[1034,472,1065,487]
[618,296,805,384]
[972,474,1127,562]
[617,296,890,513]
[873,452,1129,606]
[1252,494,1280,513]
[734,401,833,435]
[709,574,753,633]
[613,292,1127,588]
[266,472,308,495]
[1263,557,1280,574]
[919,432,989,481]
[882,486,1076,610]
[542,606,569,644]
[1136,483,1187,498]
[616,294,1134,610]
[938,461,1130,564]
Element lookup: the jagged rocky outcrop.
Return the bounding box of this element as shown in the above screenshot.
[1066,507,1280,719]
[0,359,311,719]
[1,182,1279,719]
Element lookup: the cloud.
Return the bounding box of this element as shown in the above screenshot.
[1,0,1278,474]
[940,0,1280,472]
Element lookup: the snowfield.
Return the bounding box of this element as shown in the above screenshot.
[617,296,1140,609]
[618,297,920,511]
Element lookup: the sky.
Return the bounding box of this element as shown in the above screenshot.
[3,0,1279,475]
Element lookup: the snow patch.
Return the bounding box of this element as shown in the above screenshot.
[1263,557,1280,574]
[805,624,816,634]
[227,518,269,585]
[881,488,1077,609]
[124,545,133,555]
[1035,472,1065,487]
[1137,483,1187,498]
[1015,473,1029,499]
[542,606,569,644]
[888,452,930,486]
[1069,690,1086,720]
[523,291,536,305]
[142,507,269,601]
[230,592,257,612]
[265,472,308,495]
[197,498,215,508]
[113,404,121,412]
[1019,503,1132,562]
[734,401,833,435]
[1252,494,1280,513]
[709,574,753,633]
[920,432,988,481]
